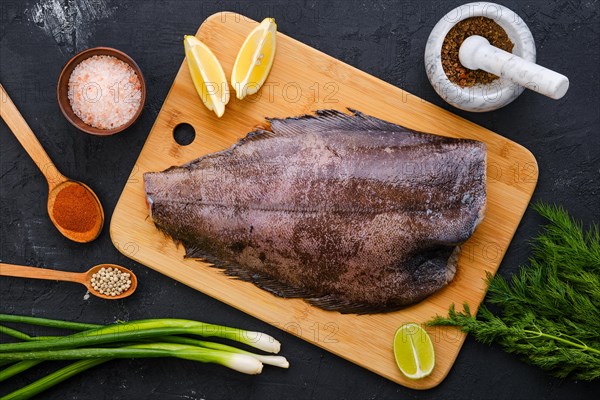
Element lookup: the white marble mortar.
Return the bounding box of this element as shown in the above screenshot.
[424,2,536,112]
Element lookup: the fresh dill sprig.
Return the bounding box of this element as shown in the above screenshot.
[428,203,600,381]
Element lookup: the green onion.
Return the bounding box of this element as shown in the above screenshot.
[149,336,289,368]
[0,324,288,369]
[0,361,42,383]
[0,314,287,400]
[0,325,55,342]
[0,314,98,331]
[0,359,109,400]
[0,319,280,354]
[0,343,264,374]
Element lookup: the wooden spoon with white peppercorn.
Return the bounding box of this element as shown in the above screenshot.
[0,263,137,300]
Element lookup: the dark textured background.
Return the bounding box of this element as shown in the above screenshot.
[1,0,599,399]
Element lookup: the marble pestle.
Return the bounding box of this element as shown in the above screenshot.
[459,35,569,100]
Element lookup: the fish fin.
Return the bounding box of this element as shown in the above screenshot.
[345,108,461,143]
[183,244,249,274]
[266,109,372,136]
[183,240,405,314]
[179,109,458,171]
[240,273,320,298]
[182,241,406,314]
[307,294,406,315]
[183,242,322,298]
[266,109,449,140]
[344,108,418,132]
[177,129,274,169]
[233,129,276,145]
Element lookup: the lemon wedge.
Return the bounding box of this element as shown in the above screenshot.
[184,35,229,117]
[231,18,277,100]
[393,323,435,379]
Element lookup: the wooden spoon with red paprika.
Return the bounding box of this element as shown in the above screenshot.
[0,83,104,242]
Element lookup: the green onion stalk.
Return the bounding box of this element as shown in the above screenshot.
[0,318,281,354]
[1,359,108,400]
[0,343,265,374]
[0,324,288,370]
[0,314,289,400]
[0,361,42,382]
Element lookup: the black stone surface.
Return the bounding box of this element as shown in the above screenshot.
[1,0,599,399]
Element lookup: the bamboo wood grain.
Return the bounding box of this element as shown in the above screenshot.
[110,13,538,389]
[0,84,67,187]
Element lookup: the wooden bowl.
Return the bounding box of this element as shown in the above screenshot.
[57,47,146,136]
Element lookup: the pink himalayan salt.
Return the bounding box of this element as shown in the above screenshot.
[68,55,141,130]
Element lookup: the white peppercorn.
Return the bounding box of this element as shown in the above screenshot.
[91,267,132,296]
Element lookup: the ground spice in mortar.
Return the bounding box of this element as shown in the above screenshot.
[442,16,514,87]
[52,184,99,232]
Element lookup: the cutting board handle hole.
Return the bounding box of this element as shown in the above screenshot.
[173,123,196,146]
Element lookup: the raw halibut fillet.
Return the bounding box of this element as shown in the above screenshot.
[144,109,487,313]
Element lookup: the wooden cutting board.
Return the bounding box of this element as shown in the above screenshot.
[111,13,538,389]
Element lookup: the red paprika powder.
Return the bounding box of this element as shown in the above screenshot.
[51,184,99,232]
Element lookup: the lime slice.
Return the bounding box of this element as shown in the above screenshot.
[184,35,229,117]
[393,323,435,379]
[231,18,277,100]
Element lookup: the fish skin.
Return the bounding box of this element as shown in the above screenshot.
[144,109,486,313]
